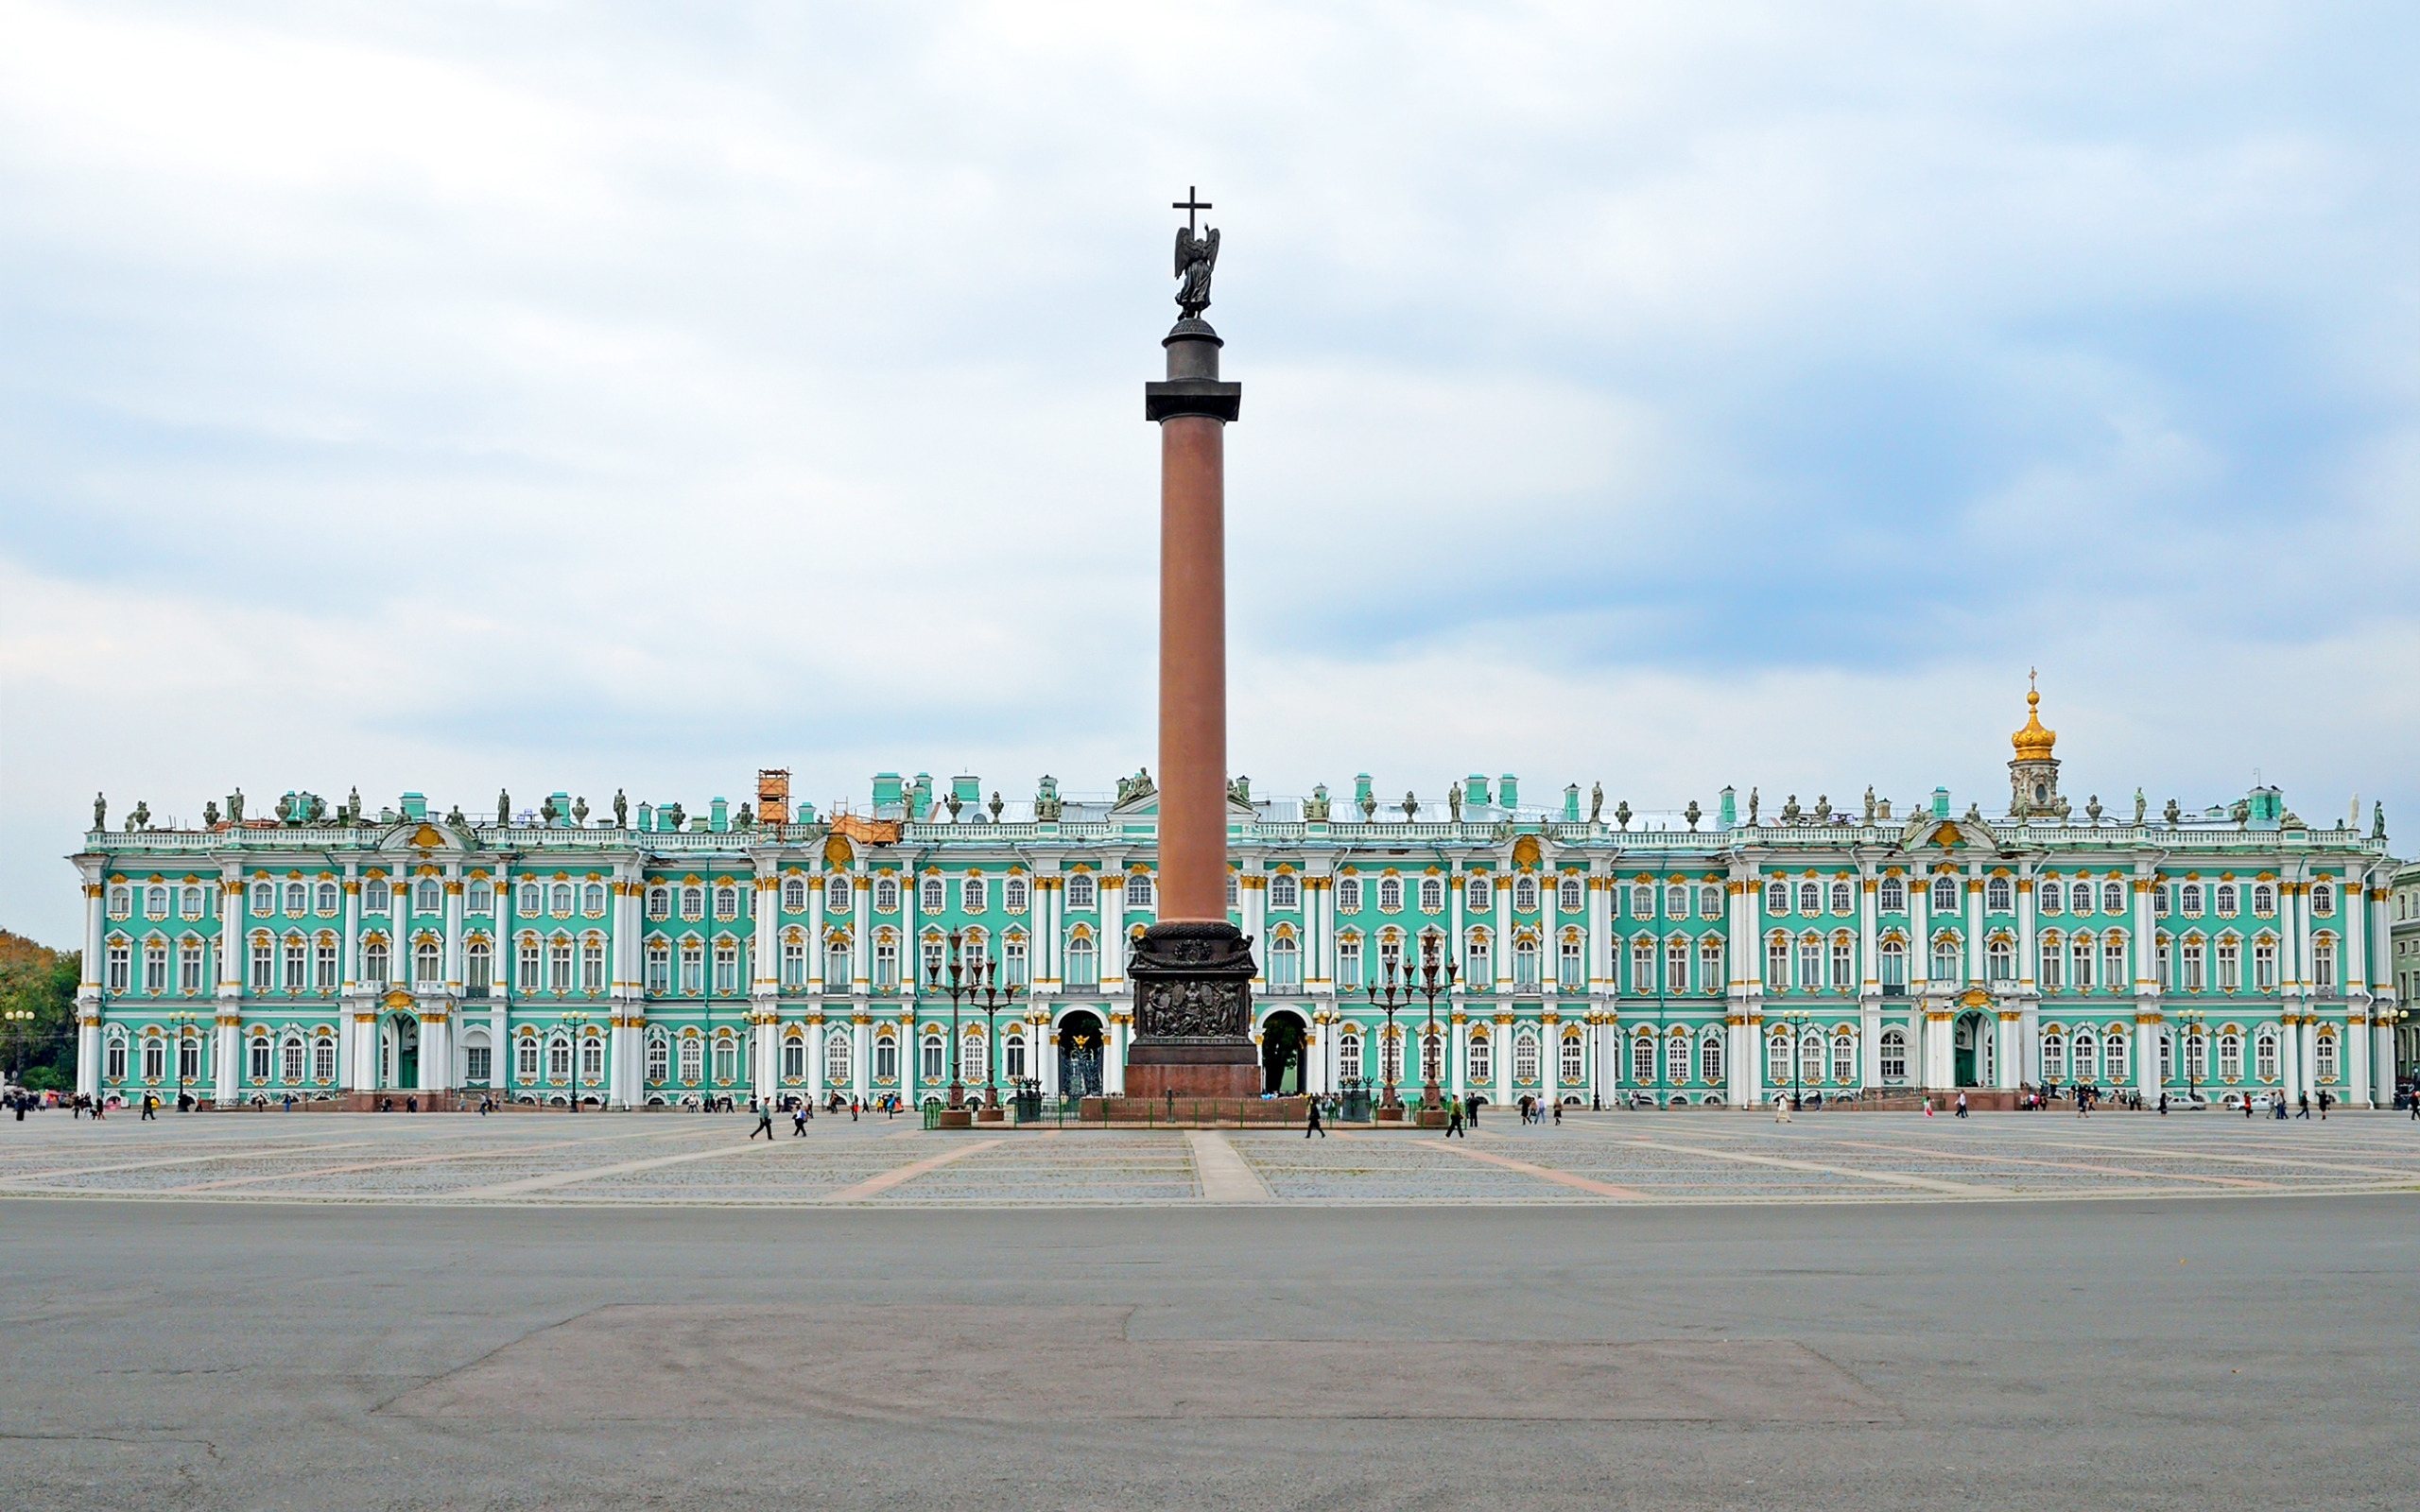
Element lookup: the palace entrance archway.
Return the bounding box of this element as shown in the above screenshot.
[1260,1010,1306,1094]
[1058,1011,1105,1098]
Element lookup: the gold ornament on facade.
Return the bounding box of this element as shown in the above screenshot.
[2012,675,2056,762]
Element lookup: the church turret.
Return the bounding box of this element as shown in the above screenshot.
[2008,672,2066,817]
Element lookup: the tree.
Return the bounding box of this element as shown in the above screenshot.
[0,930,80,1088]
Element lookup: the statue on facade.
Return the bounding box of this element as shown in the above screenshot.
[1446,784,1461,822]
[1964,801,1985,825]
[944,789,963,821]
[2229,797,2250,828]
[1035,775,1063,822]
[1863,786,1876,825]
[1814,794,1831,824]
[2086,795,2103,823]
[1781,794,1800,824]
[613,789,628,828]
[2164,797,2181,827]
[2375,801,2387,841]
[203,799,220,828]
[497,789,510,827]
[1304,783,1330,822]
[540,796,558,826]
[227,789,245,824]
[1174,222,1219,319]
[1615,799,1632,831]
[346,787,362,825]
[1685,799,1702,832]
[1746,787,1758,825]
[737,802,754,828]
[92,792,107,831]
[2133,788,2146,825]
[989,791,1004,822]
[446,803,465,828]
[1401,791,1418,820]
[129,799,150,831]
[573,796,589,826]
[275,794,294,824]
[1590,782,1603,824]
[666,802,685,831]
[1231,775,1252,805]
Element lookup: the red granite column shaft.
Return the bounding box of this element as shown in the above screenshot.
[1157,412,1227,923]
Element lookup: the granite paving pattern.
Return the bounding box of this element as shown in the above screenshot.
[0,1108,2411,1205]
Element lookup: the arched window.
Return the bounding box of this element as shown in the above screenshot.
[546,936,574,993]
[1467,876,1492,913]
[2252,883,2275,916]
[2071,1026,2097,1081]
[1465,933,1492,985]
[1515,875,1544,913]
[1559,876,1584,913]
[581,883,604,915]
[2097,881,2121,914]
[2312,935,2337,990]
[678,938,703,994]
[1340,1031,1363,1082]
[1065,873,1095,911]
[1629,1032,1652,1085]
[1987,937,2014,981]
[1765,935,1789,990]
[714,885,741,920]
[1700,1034,1723,1084]
[1879,938,1906,988]
[1512,1027,1540,1084]
[678,1035,702,1082]
[1005,876,1030,912]
[781,932,805,988]
[919,1030,944,1083]
[824,1028,852,1086]
[1471,1031,1495,1085]
[1931,877,1960,913]
[247,1036,270,1082]
[784,1034,807,1082]
[1666,885,1688,919]
[2040,880,2063,914]
[1269,935,1301,988]
[1878,876,1905,912]
[284,882,308,914]
[1931,934,1961,982]
[1987,877,2014,913]
[1004,1030,1027,1081]
[2214,884,2237,917]
[713,1035,738,1083]
[1701,936,1724,991]
[1799,1030,1824,1086]
[2255,1027,2279,1081]
[873,876,899,912]
[2311,884,2334,916]
[1125,873,1153,909]
[1266,872,1298,911]
[1338,877,1362,914]
[1379,876,1404,911]
[1766,1033,1790,1086]
[923,876,946,913]
[1512,936,1539,987]
[2041,1029,2066,1082]
[1797,935,1823,990]
[1830,1032,1855,1083]
[415,939,442,986]
[1559,934,1584,988]
[1827,881,1852,916]
[363,937,389,985]
[826,875,854,913]
[1879,1027,1907,1080]
[1065,935,1098,988]
[2106,1028,2129,1081]
[644,940,670,994]
[1798,882,1821,916]
[1560,1033,1584,1085]
[2039,933,2063,989]
[581,936,606,993]
[962,876,989,913]
[2217,1030,2243,1082]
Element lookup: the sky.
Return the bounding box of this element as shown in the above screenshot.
[3,1,2416,948]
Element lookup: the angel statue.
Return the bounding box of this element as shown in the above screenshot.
[1175,223,1219,319]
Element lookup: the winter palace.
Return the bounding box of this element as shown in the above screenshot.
[68,688,2409,1110]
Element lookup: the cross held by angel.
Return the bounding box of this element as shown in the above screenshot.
[1173,185,1219,318]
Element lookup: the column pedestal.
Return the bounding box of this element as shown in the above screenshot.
[1125,920,1260,1100]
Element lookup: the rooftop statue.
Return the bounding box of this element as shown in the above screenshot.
[1174,224,1219,319]
[93,792,106,832]
[1590,782,1603,823]
[1446,785,1461,822]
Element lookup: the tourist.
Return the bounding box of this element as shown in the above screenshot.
[1444,1102,1464,1138]
[1465,1092,1480,1128]
[2158,1091,2168,1115]
[1552,1100,1563,1125]
[1955,1091,1969,1119]
[1305,1097,1325,1139]
[2317,1088,2330,1121]
[140,1093,155,1121]
[1774,1093,1791,1124]
[750,1103,773,1140]
[2297,1091,2311,1120]
[791,1106,808,1135]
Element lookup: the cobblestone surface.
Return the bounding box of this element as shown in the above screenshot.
[2,1108,2412,1205]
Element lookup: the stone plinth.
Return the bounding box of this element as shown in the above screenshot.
[1080,1094,1308,1126]
[1125,919,1259,1100]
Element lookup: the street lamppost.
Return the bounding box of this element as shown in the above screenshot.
[1779,1008,1813,1111]
[2175,1005,2205,1104]
[3,1008,36,1089]
[164,1009,201,1108]
[1411,933,1458,1114]
[925,927,979,1112]
[968,945,1022,1113]
[1365,944,1415,1117]
[560,1009,589,1111]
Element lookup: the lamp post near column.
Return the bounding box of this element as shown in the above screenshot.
[971,949,1022,1120]
[560,1009,588,1111]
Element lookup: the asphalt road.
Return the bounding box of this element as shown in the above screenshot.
[3,1194,2411,1510]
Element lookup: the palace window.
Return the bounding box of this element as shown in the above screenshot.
[547,937,572,993]
[1065,936,1098,988]
[246,882,271,915]
[1269,935,1301,989]
[1125,873,1154,909]
[1635,884,1658,918]
[678,886,703,920]
[246,1036,269,1082]
[1830,937,1854,991]
[2217,1031,2243,1082]
[2071,936,2094,991]
[1879,1028,1907,1081]
[363,938,389,986]
[2256,1027,2279,1081]
[1880,939,1906,988]
[1379,877,1404,911]
[314,938,337,990]
[1701,937,1724,990]
[1766,1034,1789,1087]
[825,1029,852,1087]
[315,883,340,915]
[1699,886,1722,920]
[545,883,571,917]
[826,875,854,913]
[1797,936,1822,990]
[1512,1028,1539,1084]
[1466,936,1492,986]
[1004,1030,1027,1081]
[643,887,667,920]
[920,1032,943,1084]
[873,879,899,918]
[1932,936,1961,982]
[141,940,165,993]
[923,877,946,913]
[2215,884,2238,917]
[1765,936,1789,990]
[1629,1034,1651,1085]
[1831,1033,1855,1084]
[2313,936,2338,991]
[1561,1034,1584,1084]
[467,940,492,994]
[2104,936,2129,989]
[715,885,741,920]
[1987,877,2014,913]
[2254,938,2277,992]
[1065,873,1096,911]
[180,940,205,994]
[1336,937,1362,989]
[278,1037,302,1084]
[2039,936,2063,990]
[2042,1030,2066,1082]
[2106,1030,2128,1082]
[2179,884,2203,917]
[247,938,271,992]
[580,884,604,916]
[1700,1034,1723,1084]
[1559,936,1583,989]
[1005,876,1030,913]
[779,877,805,913]
[2040,880,2063,915]
[282,937,305,993]
[960,876,989,913]
[2072,1027,2098,1081]
[104,1036,127,1082]
[466,881,492,914]
[1931,878,1960,913]
[1340,1032,1363,1083]
[1878,877,1905,912]
[2185,1030,2207,1083]
[1667,1035,1691,1087]
[714,942,740,995]
[1666,885,1688,919]
[2311,884,2334,917]
[680,1037,703,1083]
[2252,884,2275,916]
[1559,876,1583,913]
[1668,939,1690,995]
[2216,938,2239,992]
[1511,875,1538,913]
[680,939,703,994]
[782,935,805,989]
[1829,882,1853,916]
[2096,882,2119,914]
[582,938,605,994]
[1800,1032,1824,1087]
[285,882,309,915]
[1987,938,2014,982]
[1468,876,1492,913]
[1004,938,1028,986]
[1798,883,1821,916]
[182,885,207,918]
[646,942,670,994]
[1512,937,1539,988]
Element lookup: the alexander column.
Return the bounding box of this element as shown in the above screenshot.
[1124,189,1261,1103]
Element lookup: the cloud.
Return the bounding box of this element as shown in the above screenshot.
[3,0,2416,944]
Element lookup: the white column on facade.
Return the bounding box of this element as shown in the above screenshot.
[75,872,104,1097]
[491,858,514,1102]
[1541,1012,1560,1106]
[1038,1010,1060,1097]
[2016,866,2037,994]
[1106,1012,1127,1095]
[1100,862,1126,994]
[754,1013,778,1104]
[1241,864,1265,988]
[752,856,779,999]
[420,1006,450,1098]
[1965,864,1984,985]
[806,1014,826,1103]
[806,859,827,993]
[1995,1011,2018,1091]
[1909,872,1931,992]
[340,869,361,994]
[1494,870,1513,994]
[851,1013,871,1102]
[852,871,872,991]
[2135,1012,2158,1102]
[216,868,247,1104]
[443,868,465,992]
[1493,1013,1514,1107]
[1447,1011,1465,1100]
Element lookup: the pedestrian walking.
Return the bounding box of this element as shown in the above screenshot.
[140,1093,155,1121]
[791,1108,808,1136]
[2318,1088,2330,1121]
[1445,1102,1465,1138]
[1551,1100,1564,1125]
[1305,1098,1325,1139]
[1956,1091,1969,1119]
[2297,1091,2311,1120]
[1466,1092,1480,1129]
[750,1103,774,1140]
[1774,1094,1791,1123]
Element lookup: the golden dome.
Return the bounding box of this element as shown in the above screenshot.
[2012,675,2056,762]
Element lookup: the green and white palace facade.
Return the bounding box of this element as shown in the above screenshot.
[67,690,2407,1110]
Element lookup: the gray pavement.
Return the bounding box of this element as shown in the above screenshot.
[2,1180,2413,1509]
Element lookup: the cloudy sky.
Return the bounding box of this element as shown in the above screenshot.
[3,2,2415,945]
